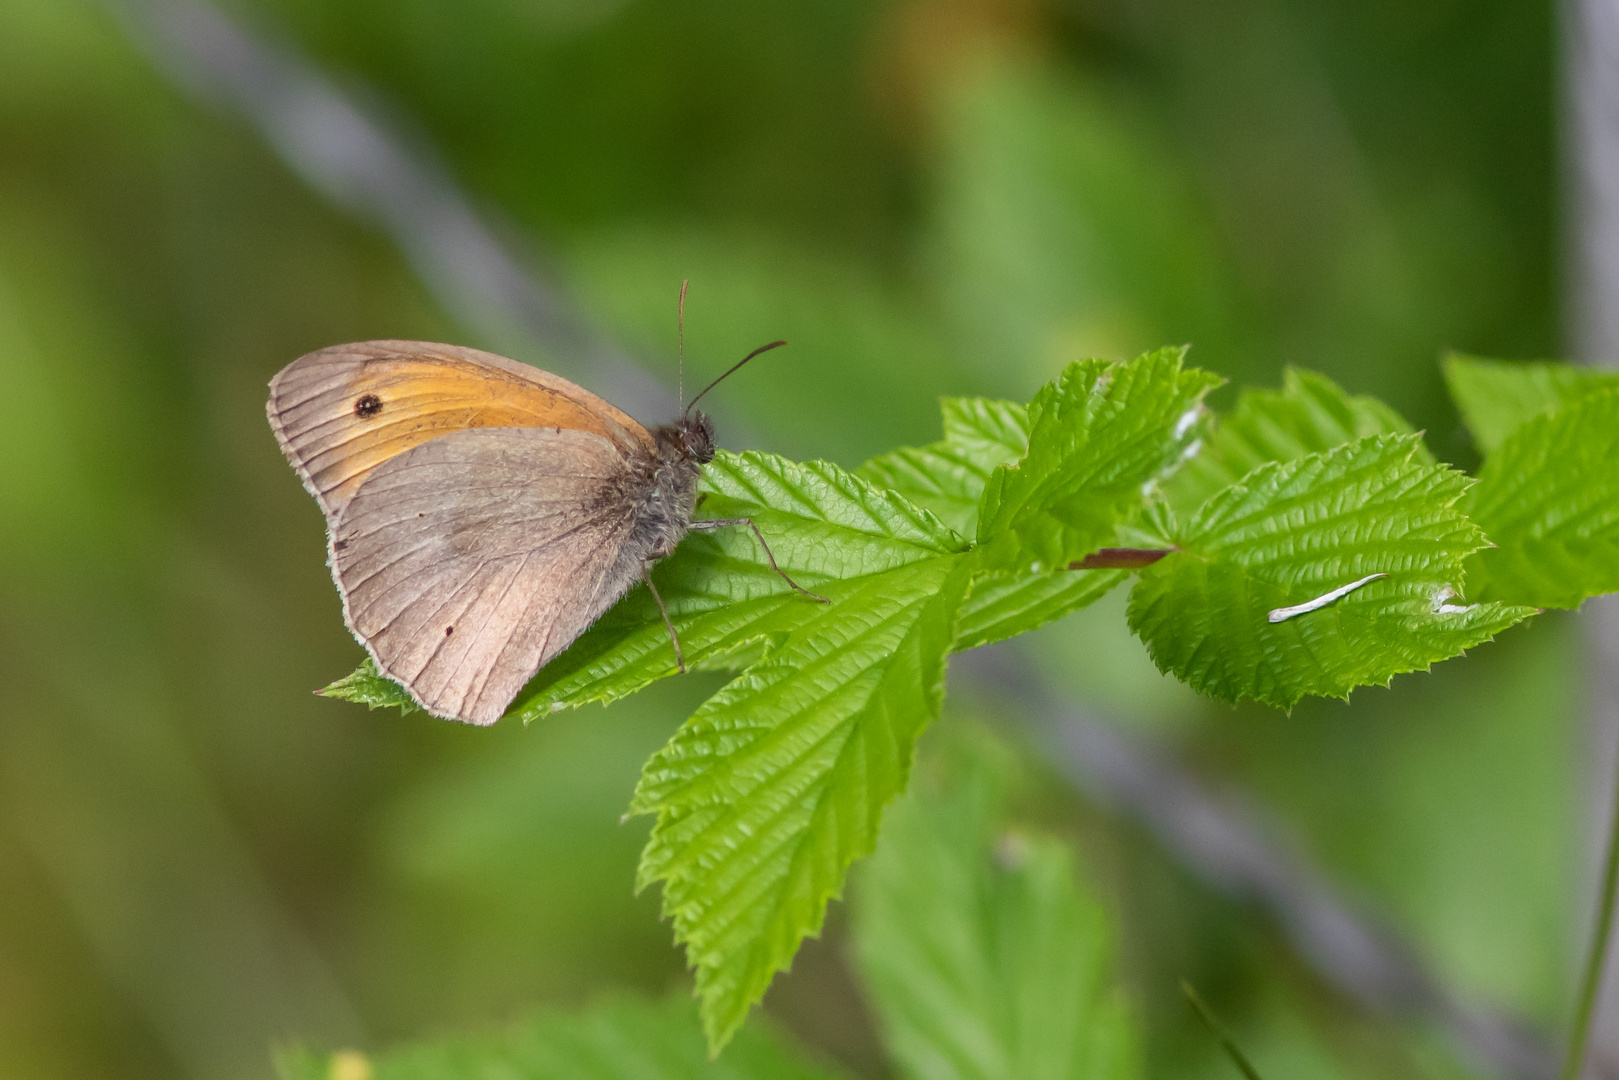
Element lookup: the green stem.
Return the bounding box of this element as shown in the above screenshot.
[1562,769,1619,1080]
[1182,980,1265,1080]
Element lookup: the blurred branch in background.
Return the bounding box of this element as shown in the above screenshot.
[99,0,1559,1076]
[1568,0,1619,1074]
[101,0,667,422]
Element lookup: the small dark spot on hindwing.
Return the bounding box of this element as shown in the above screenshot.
[354,393,383,418]
[445,626,454,636]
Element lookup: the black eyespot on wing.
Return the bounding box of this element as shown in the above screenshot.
[354,393,383,418]
[445,626,454,636]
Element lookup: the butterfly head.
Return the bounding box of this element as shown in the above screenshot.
[676,414,715,466]
[671,412,716,465]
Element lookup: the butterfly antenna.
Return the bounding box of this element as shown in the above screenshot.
[685,340,787,417]
[677,279,689,411]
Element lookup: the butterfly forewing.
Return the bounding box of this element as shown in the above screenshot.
[267,340,653,516]
[332,426,644,724]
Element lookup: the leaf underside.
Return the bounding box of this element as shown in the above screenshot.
[321,658,417,713]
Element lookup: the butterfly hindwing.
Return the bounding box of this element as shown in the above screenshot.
[332,425,646,724]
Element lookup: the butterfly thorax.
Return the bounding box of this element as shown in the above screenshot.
[627,412,716,560]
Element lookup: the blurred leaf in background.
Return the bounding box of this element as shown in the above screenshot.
[853,725,1142,1080]
[279,724,1148,1080]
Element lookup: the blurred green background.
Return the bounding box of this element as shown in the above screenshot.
[0,0,1579,1078]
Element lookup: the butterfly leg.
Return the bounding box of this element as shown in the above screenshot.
[688,518,831,603]
[643,566,686,673]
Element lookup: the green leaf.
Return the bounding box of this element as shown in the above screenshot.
[1463,388,1619,608]
[632,554,971,1053]
[856,397,1029,536]
[859,394,1123,650]
[1167,367,1427,509]
[1128,435,1535,709]
[320,658,418,714]
[273,996,842,1080]
[952,569,1125,653]
[852,734,1141,1080]
[1443,353,1619,455]
[977,349,1221,573]
[939,397,1034,474]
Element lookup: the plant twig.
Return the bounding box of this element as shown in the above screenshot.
[1567,0,1619,1063]
[1069,548,1173,570]
[1182,980,1266,1080]
[1562,769,1619,1080]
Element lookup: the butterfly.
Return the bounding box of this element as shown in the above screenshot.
[266,331,822,725]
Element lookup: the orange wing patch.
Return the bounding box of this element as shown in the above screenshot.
[268,340,654,516]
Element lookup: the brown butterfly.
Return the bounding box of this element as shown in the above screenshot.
[267,326,822,725]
